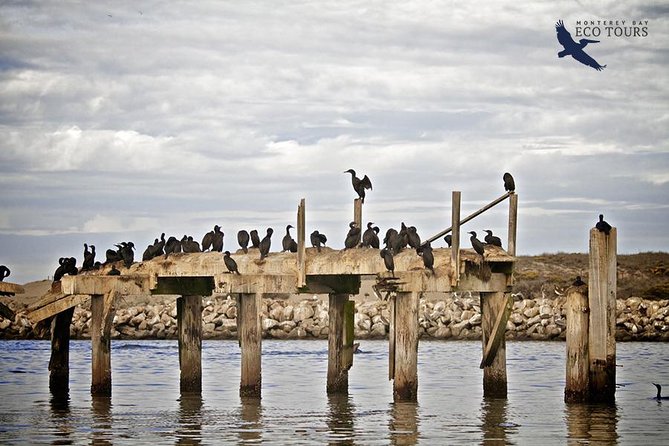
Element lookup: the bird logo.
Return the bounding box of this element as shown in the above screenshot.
[555,20,606,71]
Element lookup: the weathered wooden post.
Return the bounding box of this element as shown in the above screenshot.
[565,284,589,402]
[507,193,518,256]
[393,291,419,401]
[327,293,350,393]
[480,291,511,398]
[451,191,461,287]
[48,307,75,395]
[91,291,116,396]
[588,227,617,402]
[177,295,203,393]
[297,198,306,288]
[353,198,363,244]
[238,292,262,397]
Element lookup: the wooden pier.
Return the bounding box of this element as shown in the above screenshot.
[26,192,518,402]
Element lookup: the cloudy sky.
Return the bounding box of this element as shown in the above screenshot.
[1,1,667,284]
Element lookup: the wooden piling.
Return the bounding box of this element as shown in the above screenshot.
[588,227,617,402]
[393,291,419,401]
[327,293,349,393]
[353,198,363,244]
[480,291,508,398]
[565,286,589,402]
[48,307,75,394]
[297,198,306,288]
[507,193,518,256]
[177,295,202,393]
[451,191,461,286]
[388,293,396,381]
[238,292,262,397]
[91,292,116,396]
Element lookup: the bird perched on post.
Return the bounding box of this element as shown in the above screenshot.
[259,228,273,260]
[250,230,261,249]
[344,222,361,249]
[380,248,395,276]
[344,169,373,203]
[362,222,380,248]
[595,214,612,235]
[419,241,434,273]
[310,230,327,252]
[237,230,250,253]
[0,265,10,282]
[224,251,240,274]
[468,231,485,258]
[503,172,515,192]
[202,225,224,252]
[282,225,298,253]
[483,230,502,248]
[82,244,96,270]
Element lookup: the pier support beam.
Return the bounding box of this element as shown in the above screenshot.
[327,293,352,393]
[48,307,75,395]
[91,292,116,396]
[393,291,419,401]
[588,227,617,402]
[565,286,589,402]
[177,295,202,393]
[238,292,262,397]
[480,291,508,398]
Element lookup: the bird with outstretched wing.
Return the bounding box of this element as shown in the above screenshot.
[555,20,606,71]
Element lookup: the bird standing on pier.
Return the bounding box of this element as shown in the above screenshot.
[344,222,361,249]
[119,242,135,268]
[407,226,421,252]
[344,169,373,203]
[362,222,380,248]
[224,251,240,274]
[0,265,10,282]
[468,231,485,258]
[82,244,96,270]
[164,236,182,258]
[282,225,298,253]
[107,265,120,276]
[202,225,224,252]
[237,230,250,253]
[444,234,452,248]
[384,228,401,255]
[380,248,395,276]
[503,172,515,192]
[595,214,612,235]
[653,383,669,400]
[483,230,502,248]
[259,228,273,260]
[182,236,201,253]
[419,242,434,273]
[250,230,261,249]
[310,230,327,252]
[54,257,77,282]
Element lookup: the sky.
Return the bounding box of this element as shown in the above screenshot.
[0,1,668,284]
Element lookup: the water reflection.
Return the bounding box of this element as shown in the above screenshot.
[565,402,618,444]
[480,397,512,444]
[389,401,419,445]
[239,396,262,443]
[91,396,113,446]
[327,393,355,444]
[176,392,203,445]
[49,390,73,445]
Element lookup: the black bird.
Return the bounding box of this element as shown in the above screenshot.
[0,265,10,282]
[596,214,612,235]
[362,222,380,249]
[224,251,240,274]
[202,225,224,252]
[82,244,96,271]
[282,225,298,252]
[572,276,586,287]
[154,233,166,257]
[503,172,515,192]
[384,228,401,255]
[398,223,409,251]
[653,383,669,400]
[380,248,395,276]
[119,242,135,268]
[469,231,485,257]
[407,226,421,252]
[105,244,123,263]
[164,236,182,258]
[107,265,121,276]
[259,228,273,260]
[237,230,250,253]
[444,234,452,248]
[182,236,201,253]
[555,20,606,71]
[250,230,261,249]
[143,239,159,261]
[344,222,361,249]
[419,241,435,273]
[54,257,77,282]
[344,169,373,203]
[310,230,327,252]
[483,230,503,248]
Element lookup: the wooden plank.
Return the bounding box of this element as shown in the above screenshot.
[565,287,589,402]
[27,294,89,324]
[388,294,395,381]
[0,301,15,320]
[297,198,306,288]
[507,193,518,256]
[393,291,419,401]
[480,291,508,397]
[239,293,261,397]
[61,274,150,295]
[178,295,202,393]
[479,293,512,368]
[0,282,25,295]
[327,293,348,393]
[153,276,214,296]
[91,292,117,396]
[27,287,65,312]
[49,307,75,395]
[451,191,461,287]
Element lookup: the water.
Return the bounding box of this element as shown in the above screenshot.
[0,340,667,445]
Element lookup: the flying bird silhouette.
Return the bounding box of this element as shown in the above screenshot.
[555,20,606,71]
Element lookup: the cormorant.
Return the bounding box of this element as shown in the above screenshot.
[469,231,485,257]
[419,241,434,273]
[380,248,395,276]
[503,172,515,192]
[384,228,402,255]
[483,230,503,247]
[596,214,612,235]
[653,383,669,400]
[362,222,380,249]
[119,242,135,268]
[238,230,250,253]
[202,225,224,252]
[444,234,452,248]
[407,226,421,252]
[107,265,121,276]
[142,239,158,261]
[250,230,261,249]
[164,236,182,258]
[182,236,201,253]
[572,276,586,287]
[310,230,327,252]
[105,244,123,263]
[54,257,77,282]
[259,228,273,260]
[282,225,297,252]
[83,244,96,270]
[344,169,373,203]
[0,265,10,282]
[224,251,240,275]
[153,233,166,257]
[344,222,361,249]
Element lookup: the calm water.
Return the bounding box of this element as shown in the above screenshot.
[0,340,667,445]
